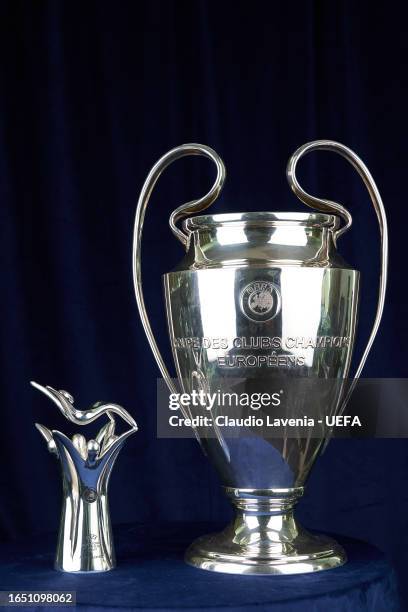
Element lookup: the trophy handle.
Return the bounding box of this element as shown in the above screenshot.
[286,140,388,401]
[132,144,226,394]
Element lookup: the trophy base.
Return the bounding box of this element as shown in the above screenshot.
[55,566,114,573]
[185,487,346,575]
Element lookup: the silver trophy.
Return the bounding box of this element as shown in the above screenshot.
[32,381,137,572]
[132,141,387,574]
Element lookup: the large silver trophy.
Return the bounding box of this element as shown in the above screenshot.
[133,141,387,575]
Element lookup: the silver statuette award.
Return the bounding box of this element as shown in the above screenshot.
[132,141,387,575]
[32,382,137,572]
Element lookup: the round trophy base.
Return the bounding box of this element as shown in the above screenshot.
[185,488,346,575]
[185,529,346,575]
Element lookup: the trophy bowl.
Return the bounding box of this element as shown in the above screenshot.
[132,141,387,575]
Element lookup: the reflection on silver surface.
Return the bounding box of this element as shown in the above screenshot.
[133,140,387,574]
[33,382,137,572]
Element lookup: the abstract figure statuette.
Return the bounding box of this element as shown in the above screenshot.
[32,381,137,572]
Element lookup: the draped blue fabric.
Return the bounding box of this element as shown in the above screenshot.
[0,526,400,611]
[0,0,406,609]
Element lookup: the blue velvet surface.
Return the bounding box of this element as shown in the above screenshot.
[0,524,400,611]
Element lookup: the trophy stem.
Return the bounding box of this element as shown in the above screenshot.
[55,478,115,572]
[185,487,346,575]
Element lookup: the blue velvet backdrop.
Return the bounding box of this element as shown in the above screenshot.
[0,0,407,605]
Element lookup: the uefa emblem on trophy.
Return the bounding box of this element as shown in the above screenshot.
[240,281,282,322]
[132,140,387,574]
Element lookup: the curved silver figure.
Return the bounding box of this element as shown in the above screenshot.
[133,141,387,575]
[32,381,137,572]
